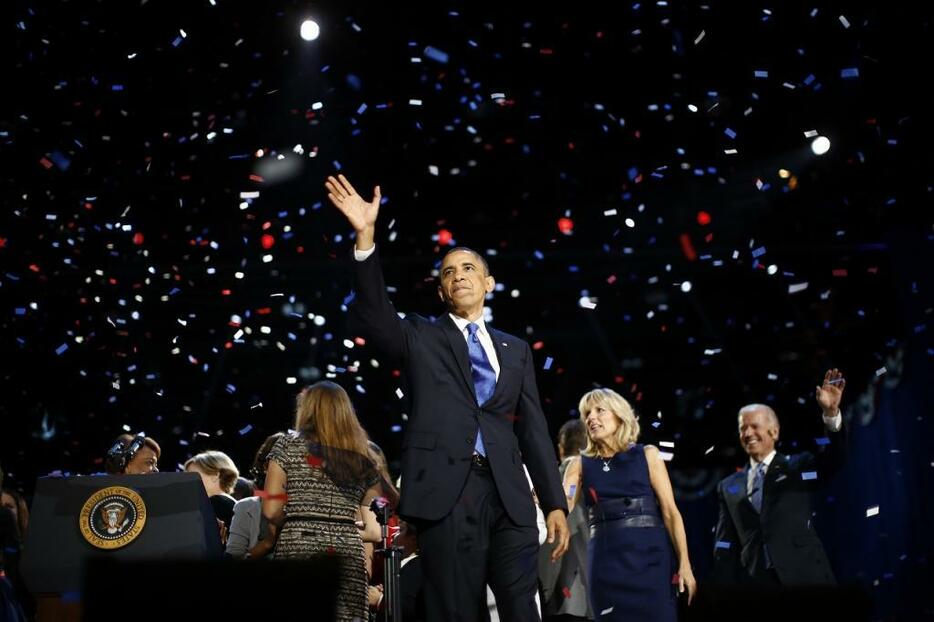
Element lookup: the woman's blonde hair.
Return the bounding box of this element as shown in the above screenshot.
[578,388,640,457]
[184,451,239,494]
[295,381,369,457]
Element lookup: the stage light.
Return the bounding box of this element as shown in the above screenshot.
[300,19,320,41]
[810,135,830,156]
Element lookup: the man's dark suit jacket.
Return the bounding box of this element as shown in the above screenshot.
[713,437,844,586]
[348,248,566,526]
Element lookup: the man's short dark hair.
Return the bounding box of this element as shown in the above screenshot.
[441,247,490,276]
[558,419,587,456]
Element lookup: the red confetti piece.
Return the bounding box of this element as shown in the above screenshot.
[249,174,265,182]
[532,341,545,350]
[254,490,288,501]
[696,211,712,225]
[132,232,144,245]
[353,336,366,346]
[679,233,697,262]
[39,157,53,169]
[557,217,574,234]
[437,228,453,245]
[832,268,848,277]
[260,234,275,249]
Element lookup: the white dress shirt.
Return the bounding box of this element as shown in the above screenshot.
[448,314,501,380]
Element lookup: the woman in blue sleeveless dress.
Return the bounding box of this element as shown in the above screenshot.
[564,388,697,621]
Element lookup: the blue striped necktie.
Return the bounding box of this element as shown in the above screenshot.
[750,462,766,513]
[466,322,496,456]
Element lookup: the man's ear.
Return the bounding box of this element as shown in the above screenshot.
[485,275,495,293]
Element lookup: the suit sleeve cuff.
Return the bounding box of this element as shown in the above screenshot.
[823,410,842,432]
[354,244,376,261]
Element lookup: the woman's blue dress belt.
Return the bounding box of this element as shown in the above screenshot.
[588,495,665,531]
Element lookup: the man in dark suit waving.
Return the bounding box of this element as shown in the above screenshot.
[713,368,846,587]
[326,174,569,621]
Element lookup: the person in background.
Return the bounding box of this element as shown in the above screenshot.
[185,450,240,533]
[564,388,696,621]
[232,476,255,501]
[540,419,593,621]
[104,433,161,475]
[713,369,846,587]
[262,381,384,622]
[0,464,26,622]
[0,489,29,549]
[226,432,284,560]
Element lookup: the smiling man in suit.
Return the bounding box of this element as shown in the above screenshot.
[713,368,846,587]
[326,174,569,622]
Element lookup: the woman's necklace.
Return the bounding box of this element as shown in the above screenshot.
[602,459,611,472]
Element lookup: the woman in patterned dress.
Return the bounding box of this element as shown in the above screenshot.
[262,381,383,622]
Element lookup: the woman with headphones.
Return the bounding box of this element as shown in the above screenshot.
[104,433,161,475]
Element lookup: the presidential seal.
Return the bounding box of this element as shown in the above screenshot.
[79,486,147,550]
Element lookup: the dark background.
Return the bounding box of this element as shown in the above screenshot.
[1,1,932,618]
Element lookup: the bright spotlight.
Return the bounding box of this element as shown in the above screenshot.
[810,135,830,156]
[300,19,320,41]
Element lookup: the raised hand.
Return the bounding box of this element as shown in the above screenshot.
[325,174,381,237]
[815,368,845,415]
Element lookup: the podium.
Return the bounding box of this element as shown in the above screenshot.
[20,473,223,620]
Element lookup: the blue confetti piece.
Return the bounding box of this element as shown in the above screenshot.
[14,307,26,316]
[840,67,859,79]
[225,384,236,394]
[723,128,737,139]
[238,424,253,436]
[753,70,769,78]
[50,150,71,170]
[751,246,767,258]
[171,36,183,47]
[815,437,831,446]
[543,357,553,370]
[390,425,402,433]
[424,46,449,64]
[55,343,69,355]
[533,250,544,260]
[343,290,356,306]
[111,84,124,91]
[715,540,732,550]
[801,471,818,480]
[651,421,661,429]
